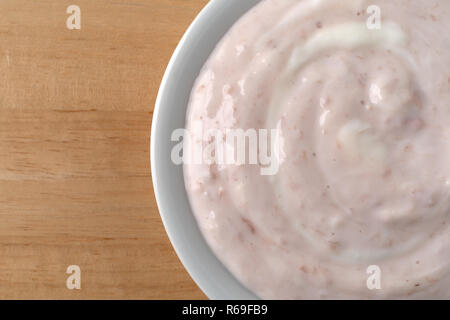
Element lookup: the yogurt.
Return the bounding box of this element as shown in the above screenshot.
[183,0,450,299]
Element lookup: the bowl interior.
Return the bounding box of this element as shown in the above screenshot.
[151,0,262,299]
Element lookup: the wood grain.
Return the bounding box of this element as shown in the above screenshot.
[0,0,209,299]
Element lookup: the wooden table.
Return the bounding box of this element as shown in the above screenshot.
[0,0,208,299]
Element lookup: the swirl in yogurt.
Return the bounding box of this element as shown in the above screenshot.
[184,0,450,299]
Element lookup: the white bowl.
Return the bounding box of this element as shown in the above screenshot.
[151,0,261,299]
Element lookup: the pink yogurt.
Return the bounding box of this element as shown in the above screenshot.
[184,0,450,299]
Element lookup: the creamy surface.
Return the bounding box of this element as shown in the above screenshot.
[184,0,450,299]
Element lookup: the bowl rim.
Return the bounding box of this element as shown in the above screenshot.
[150,0,261,300]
